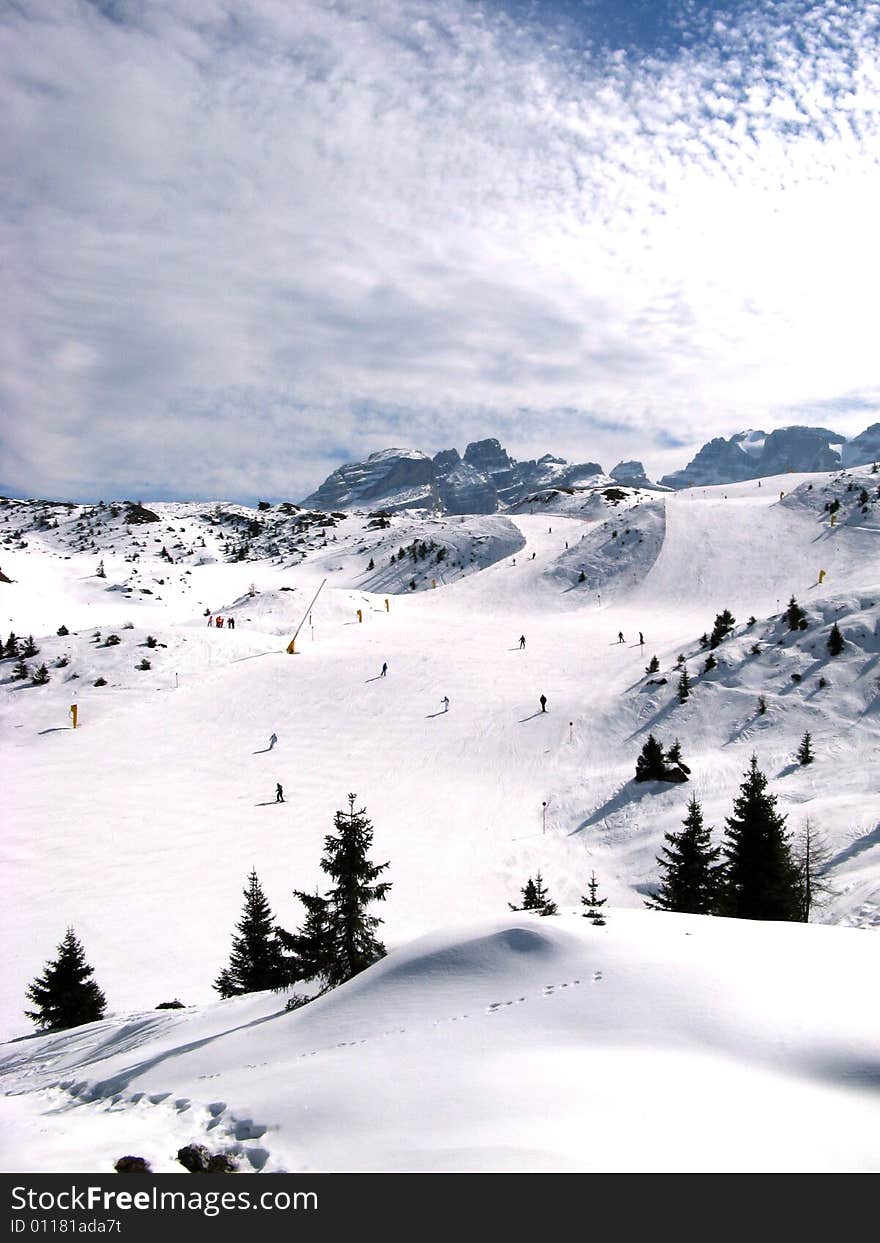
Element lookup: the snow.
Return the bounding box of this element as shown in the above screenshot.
[2,469,879,1171]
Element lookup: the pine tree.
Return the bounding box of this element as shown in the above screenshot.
[647,796,724,914]
[721,756,802,921]
[786,595,807,631]
[509,871,557,915]
[31,663,50,685]
[277,889,332,983]
[581,872,607,925]
[665,739,690,774]
[704,653,717,672]
[645,654,660,674]
[22,635,39,657]
[11,657,29,681]
[709,609,735,648]
[757,694,767,714]
[3,631,17,658]
[677,666,690,702]
[214,870,289,997]
[25,928,107,1032]
[827,622,844,656]
[635,733,667,782]
[319,794,392,986]
[796,732,814,766]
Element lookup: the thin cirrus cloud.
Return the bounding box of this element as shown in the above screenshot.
[2,0,879,502]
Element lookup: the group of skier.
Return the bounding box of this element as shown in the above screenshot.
[207,615,235,629]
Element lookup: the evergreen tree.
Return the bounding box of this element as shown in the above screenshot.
[709,609,735,648]
[786,595,807,631]
[277,889,332,983]
[214,870,289,998]
[509,871,557,915]
[3,631,17,658]
[22,635,39,657]
[319,794,392,986]
[31,663,50,685]
[581,872,607,925]
[645,654,660,674]
[11,657,29,681]
[827,622,845,656]
[665,739,690,773]
[704,653,717,672]
[796,732,814,766]
[677,666,690,702]
[647,795,724,914]
[25,928,107,1032]
[635,733,667,781]
[721,756,802,921]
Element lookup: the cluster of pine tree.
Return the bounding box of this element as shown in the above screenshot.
[215,794,391,998]
[634,735,690,783]
[509,871,608,923]
[24,797,392,1032]
[647,756,824,922]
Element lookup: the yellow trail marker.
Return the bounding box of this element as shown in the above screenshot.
[357,608,363,623]
[830,513,836,526]
[818,569,826,584]
[384,598,390,612]
[69,704,78,729]
[432,579,437,588]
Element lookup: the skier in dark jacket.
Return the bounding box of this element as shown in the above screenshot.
[539,694,547,713]
[519,635,526,649]
[275,783,284,803]
[380,662,387,677]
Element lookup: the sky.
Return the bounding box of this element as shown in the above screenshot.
[2,0,880,503]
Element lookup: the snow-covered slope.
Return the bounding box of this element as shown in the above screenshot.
[2,469,879,1171]
[2,911,878,1173]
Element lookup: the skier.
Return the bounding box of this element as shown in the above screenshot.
[539,694,547,713]
[519,635,526,649]
[275,783,284,803]
[269,733,278,750]
[639,631,644,647]
[618,631,624,644]
[441,696,450,712]
[380,662,388,677]
[207,615,213,627]
[227,616,235,630]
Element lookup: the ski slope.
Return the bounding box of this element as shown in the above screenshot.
[2,471,879,1170]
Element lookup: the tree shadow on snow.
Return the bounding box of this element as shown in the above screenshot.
[570,779,670,835]
[827,822,880,869]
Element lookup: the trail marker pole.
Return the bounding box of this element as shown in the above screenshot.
[569,721,573,744]
[69,704,78,729]
[542,801,547,834]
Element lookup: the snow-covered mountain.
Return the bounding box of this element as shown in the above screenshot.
[2,466,879,1172]
[660,425,848,488]
[302,438,607,514]
[301,423,880,513]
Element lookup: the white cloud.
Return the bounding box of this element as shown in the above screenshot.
[2,0,880,499]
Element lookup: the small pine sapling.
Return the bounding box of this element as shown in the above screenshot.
[581,872,607,925]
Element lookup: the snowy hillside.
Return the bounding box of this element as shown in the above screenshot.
[2,468,879,1171]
